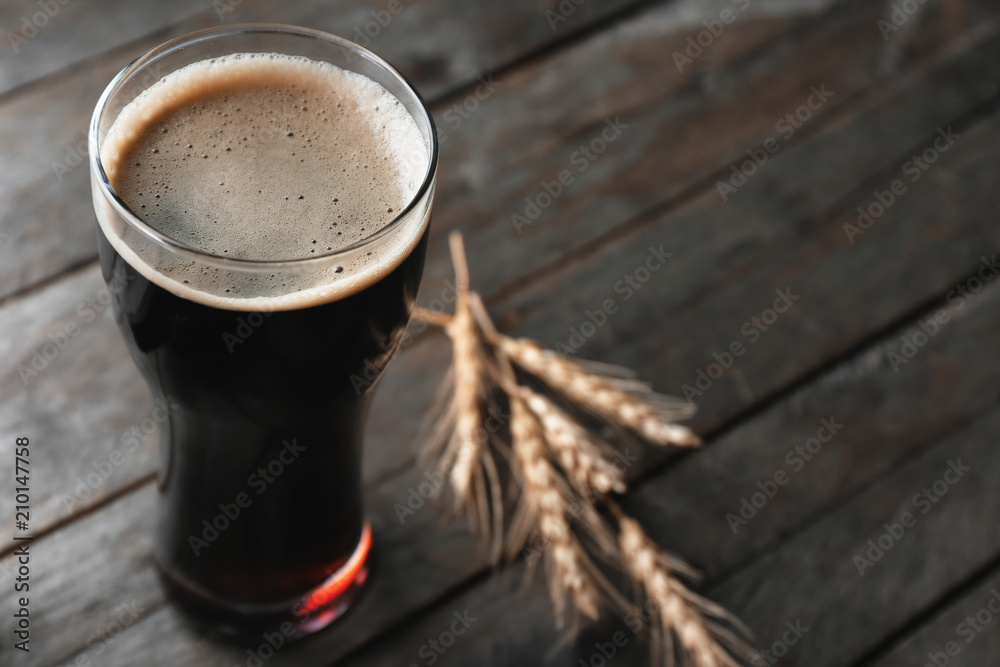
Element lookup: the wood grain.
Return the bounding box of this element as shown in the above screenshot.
[0,0,820,538]
[13,63,1000,667]
[5,0,996,540]
[2,0,999,664]
[0,0,650,302]
[870,569,1000,667]
[0,0,207,95]
[337,265,1000,667]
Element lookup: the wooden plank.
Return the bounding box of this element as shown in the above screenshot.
[323,46,1000,661]
[335,268,1000,667]
[0,446,484,666]
[708,400,1000,666]
[0,0,832,536]
[0,0,649,98]
[0,0,650,302]
[0,488,160,667]
[869,569,1000,667]
[414,0,1000,305]
[18,69,1000,667]
[5,1,1000,663]
[6,0,997,538]
[493,27,1000,433]
[0,0,206,95]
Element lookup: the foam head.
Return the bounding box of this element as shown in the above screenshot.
[95,53,432,311]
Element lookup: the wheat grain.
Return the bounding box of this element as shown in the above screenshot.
[411,234,751,665]
[509,392,601,624]
[520,386,626,496]
[619,516,754,667]
[500,336,701,447]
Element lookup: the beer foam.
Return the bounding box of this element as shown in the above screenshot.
[98,53,431,311]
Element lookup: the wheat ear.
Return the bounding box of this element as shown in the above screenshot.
[498,337,701,447]
[508,391,603,625]
[616,512,755,667]
[519,386,625,496]
[423,233,503,561]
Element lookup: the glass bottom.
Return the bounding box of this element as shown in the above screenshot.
[158,522,372,641]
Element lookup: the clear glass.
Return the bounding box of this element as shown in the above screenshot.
[89,24,437,637]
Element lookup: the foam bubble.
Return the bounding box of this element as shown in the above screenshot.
[98,53,430,311]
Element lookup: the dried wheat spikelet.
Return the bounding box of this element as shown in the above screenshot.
[617,514,754,667]
[519,385,625,496]
[420,234,503,561]
[412,232,752,666]
[508,391,603,625]
[497,336,701,447]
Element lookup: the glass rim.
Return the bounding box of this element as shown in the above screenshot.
[88,22,438,270]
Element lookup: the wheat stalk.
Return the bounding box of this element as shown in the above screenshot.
[519,385,625,496]
[421,233,503,561]
[508,391,602,624]
[411,232,750,666]
[617,512,754,667]
[498,336,701,447]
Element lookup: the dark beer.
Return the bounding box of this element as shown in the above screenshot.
[91,35,436,633]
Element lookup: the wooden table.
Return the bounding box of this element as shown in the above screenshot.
[3,0,1000,664]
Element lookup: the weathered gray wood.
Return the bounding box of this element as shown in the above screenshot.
[0,0,806,537]
[327,27,1000,664]
[870,570,1000,667]
[6,0,996,540]
[337,283,1000,666]
[22,85,1000,667]
[3,0,999,664]
[415,0,1000,307]
[0,267,153,534]
[494,24,1000,434]
[0,0,206,95]
[0,445,486,667]
[0,487,160,667]
[0,0,650,302]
